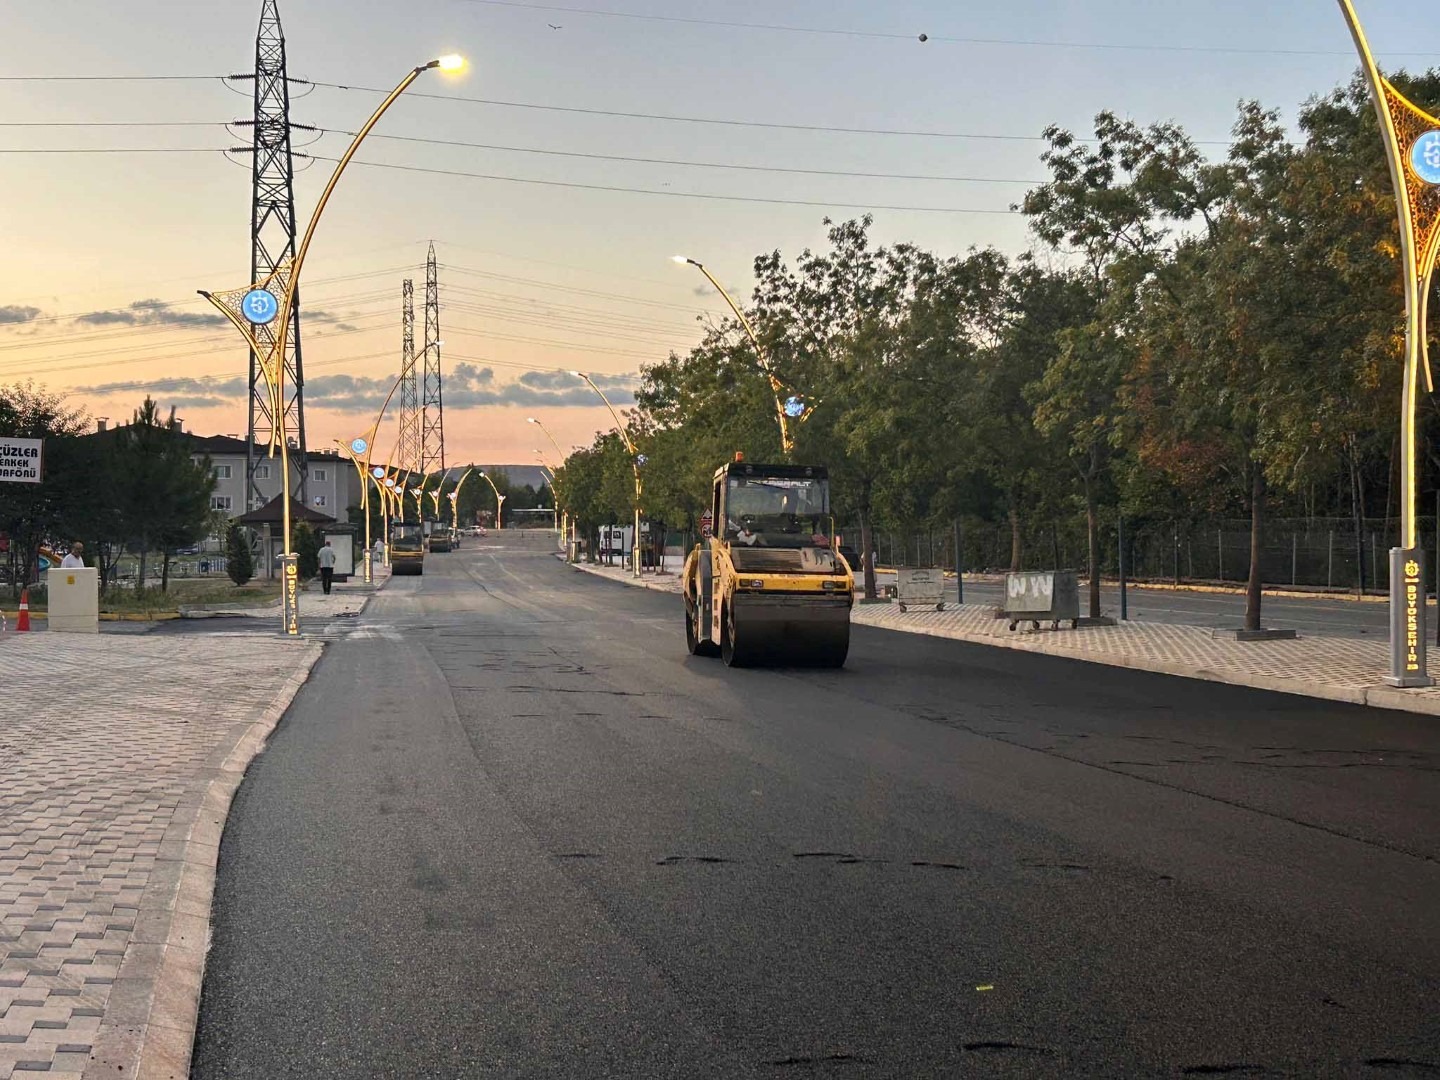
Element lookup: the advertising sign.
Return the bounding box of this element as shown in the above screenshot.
[281,553,301,637]
[0,438,42,483]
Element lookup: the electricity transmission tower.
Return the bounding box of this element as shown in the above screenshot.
[240,0,310,507]
[397,279,421,474]
[421,242,447,477]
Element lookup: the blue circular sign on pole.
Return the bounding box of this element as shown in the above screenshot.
[371,466,386,479]
[783,396,806,419]
[242,288,280,325]
[1411,131,1440,186]
[350,438,368,456]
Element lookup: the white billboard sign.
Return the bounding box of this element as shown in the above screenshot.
[0,438,42,483]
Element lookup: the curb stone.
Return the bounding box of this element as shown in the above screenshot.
[79,642,324,1080]
[565,554,1440,719]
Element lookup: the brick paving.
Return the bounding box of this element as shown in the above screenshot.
[569,558,1440,717]
[0,632,324,1079]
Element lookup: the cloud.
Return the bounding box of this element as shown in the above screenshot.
[0,305,41,325]
[71,366,638,415]
[76,298,228,329]
[73,376,249,399]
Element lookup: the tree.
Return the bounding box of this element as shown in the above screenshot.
[0,383,91,598]
[292,522,320,580]
[111,398,214,593]
[226,522,254,586]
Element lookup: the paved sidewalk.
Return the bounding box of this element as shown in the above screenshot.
[180,568,386,620]
[566,558,1440,718]
[0,631,324,1079]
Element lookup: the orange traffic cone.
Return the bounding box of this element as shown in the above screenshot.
[16,587,30,632]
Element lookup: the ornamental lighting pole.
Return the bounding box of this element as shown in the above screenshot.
[477,471,507,530]
[671,255,814,459]
[200,54,466,635]
[570,371,643,577]
[1338,0,1440,687]
[528,416,569,545]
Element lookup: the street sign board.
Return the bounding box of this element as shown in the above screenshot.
[0,438,42,483]
[1411,131,1440,185]
[700,509,714,538]
[242,288,280,325]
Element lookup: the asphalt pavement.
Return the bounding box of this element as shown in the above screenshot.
[191,534,1440,1078]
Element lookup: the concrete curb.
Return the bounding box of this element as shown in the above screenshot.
[81,641,325,1080]
[567,558,682,594]
[565,553,1440,719]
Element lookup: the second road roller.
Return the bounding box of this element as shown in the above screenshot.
[682,455,854,667]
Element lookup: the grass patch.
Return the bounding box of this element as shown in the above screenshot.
[100,579,282,614]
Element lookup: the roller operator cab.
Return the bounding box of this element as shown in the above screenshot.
[390,522,425,576]
[682,458,854,667]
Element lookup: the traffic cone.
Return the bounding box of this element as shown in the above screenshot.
[16,588,30,632]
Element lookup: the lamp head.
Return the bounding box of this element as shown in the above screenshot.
[526,417,538,424]
[434,54,466,72]
[568,370,587,380]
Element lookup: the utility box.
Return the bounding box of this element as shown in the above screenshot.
[1003,570,1080,631]
[49,567,99,634]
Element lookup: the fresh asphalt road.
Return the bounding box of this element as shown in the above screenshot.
[192,534,1440,1078]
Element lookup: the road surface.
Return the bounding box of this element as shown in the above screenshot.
[192,534,1440,1078]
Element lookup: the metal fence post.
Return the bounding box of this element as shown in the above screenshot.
[1328,530,1334,589]
[1292,532,1298,587]
[1119,512,1128,621]
[954,519,964,605]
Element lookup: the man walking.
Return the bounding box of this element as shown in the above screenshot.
[60,542,85,568]
[318,539,337,595]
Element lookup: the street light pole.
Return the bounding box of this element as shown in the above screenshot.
[1338,0,1439,687]
[477,471,507,530]
[198,54,466,636]
[672,255,814,459]
[569,372,643,578]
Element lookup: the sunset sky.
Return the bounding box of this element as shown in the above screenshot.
[3,0,1437,468]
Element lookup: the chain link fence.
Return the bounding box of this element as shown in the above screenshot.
[842,517,1432,595]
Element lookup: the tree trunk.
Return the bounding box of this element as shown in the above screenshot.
[1085,479,1100,619]
[1245,466,1265,633]
[161,551,171,593]
[858,496,877,600]
[1008,507,1022,573]
[136,545,147,593]
[1350,451,1365,597]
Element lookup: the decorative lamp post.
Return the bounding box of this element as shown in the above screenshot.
[199,54,466,635]
[671,255,815,459]
[1338,0,1439,687]
[477,471,507,530]
[569,371,643,577]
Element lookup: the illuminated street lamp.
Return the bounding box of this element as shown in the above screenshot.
[1338,0,1439,686]
[672,255,814,459]
[476,471,507,530]
[570,371,643,577]
[199,54,467,636]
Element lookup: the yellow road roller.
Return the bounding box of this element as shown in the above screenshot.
[682,456,853,667]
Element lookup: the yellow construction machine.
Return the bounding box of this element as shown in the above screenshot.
[682,455,853,667]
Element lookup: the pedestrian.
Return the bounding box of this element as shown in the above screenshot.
[60,542,85,569]
[318,539,336,595]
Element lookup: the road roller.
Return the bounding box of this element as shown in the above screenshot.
[682,455,854,667]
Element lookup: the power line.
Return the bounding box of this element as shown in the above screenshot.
[459,0,1405,58]
[312,154,1016,214]
[0,148,224,155]
[329,129,1042,184]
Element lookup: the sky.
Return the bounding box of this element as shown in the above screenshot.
[3,0,1438,469]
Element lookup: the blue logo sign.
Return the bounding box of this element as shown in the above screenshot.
[783,396,806,419]
[242,288,280,325]
[350,438,368,456]
[1411,131,1440,186]
[636,454,649,467]
[371,466,386,479]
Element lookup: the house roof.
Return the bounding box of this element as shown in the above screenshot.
[236,494,336,525]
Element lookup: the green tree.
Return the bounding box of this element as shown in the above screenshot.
[0,382,91,597]
[226,522,255,586]
[292,522,320,581]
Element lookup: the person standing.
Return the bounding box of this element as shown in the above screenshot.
[60,542,85,568]
[317,539,337,595]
